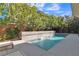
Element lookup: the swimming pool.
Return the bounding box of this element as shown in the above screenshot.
[29,34,65,50]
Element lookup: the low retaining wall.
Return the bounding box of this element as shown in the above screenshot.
[22,31,55,41]
[0,41,13,51]
[22,31,55,36]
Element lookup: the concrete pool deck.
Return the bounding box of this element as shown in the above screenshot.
[44,34,79,56]
[0,32,79,56]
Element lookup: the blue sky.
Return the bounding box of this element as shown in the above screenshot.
[28,3,72,16]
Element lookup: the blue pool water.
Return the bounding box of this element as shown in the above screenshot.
[31,35,65,50]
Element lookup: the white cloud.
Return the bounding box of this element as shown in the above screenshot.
[35,3,45,8]
[38,7,44,11]
[27,3,35,7]
[35,3,45,11]
[44,11,49,14]
[46,3,60,11]
[27,3,45,11]
[27,3,45,8]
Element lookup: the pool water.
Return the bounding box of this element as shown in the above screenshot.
[30,35,65,50]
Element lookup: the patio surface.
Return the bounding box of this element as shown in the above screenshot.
[0,32,79,56]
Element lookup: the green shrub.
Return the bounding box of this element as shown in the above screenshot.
[6,28,20,40]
